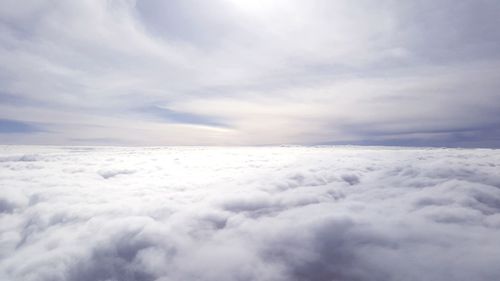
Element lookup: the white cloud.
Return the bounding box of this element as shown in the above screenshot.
[1,146,500,280]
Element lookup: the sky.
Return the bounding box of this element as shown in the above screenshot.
[0,0,500,147]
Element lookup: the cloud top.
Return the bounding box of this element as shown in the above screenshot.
[1,146,500,280]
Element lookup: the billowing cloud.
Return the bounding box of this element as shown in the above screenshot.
[1,146,500,280]
[0,0,500,146]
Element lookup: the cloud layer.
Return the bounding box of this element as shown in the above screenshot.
[0,0,500,146]
[1,146,500,280]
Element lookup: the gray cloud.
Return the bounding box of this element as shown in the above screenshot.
[0,119,41,133]
[141,106,230,128]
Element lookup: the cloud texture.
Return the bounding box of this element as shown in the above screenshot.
[1,0,500,146]
[1,146,500,280]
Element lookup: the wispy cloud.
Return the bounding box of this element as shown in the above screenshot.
[0,0,499,146]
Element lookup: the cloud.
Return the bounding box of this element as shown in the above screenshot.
[141,106,230,128]
[0,0,499,146]
[1,146,500,280]
[0,119,41,134]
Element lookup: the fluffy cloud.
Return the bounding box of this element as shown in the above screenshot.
[1,146,500,280]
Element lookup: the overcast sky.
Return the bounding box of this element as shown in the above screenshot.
[1,0,500,147]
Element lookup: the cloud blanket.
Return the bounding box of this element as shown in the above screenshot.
[1,146,500,281]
